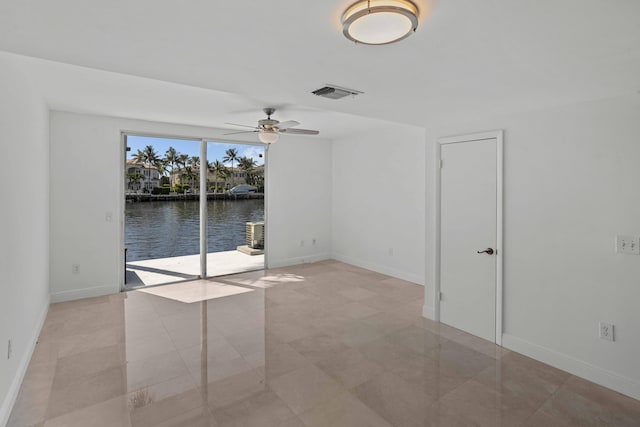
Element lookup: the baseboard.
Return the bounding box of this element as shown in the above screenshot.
[502,333,640,400]
[331,253,425,286]
[0,298,49,427]
[50,284,116,303]
[422,304,436,320]
[267,253,331,269]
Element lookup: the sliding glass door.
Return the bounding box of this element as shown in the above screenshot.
[205,142,265,277]
[123,134,265,289]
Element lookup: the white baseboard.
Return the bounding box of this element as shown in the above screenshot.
[331,253,425,286]
[50,284,116,303]
[502,334,640,400]
[0,298,49,427]
[267,253,331,269]
[422,304,436,320]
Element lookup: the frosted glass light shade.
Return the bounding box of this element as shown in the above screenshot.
[342,0,419,45]
[258,130,279,144]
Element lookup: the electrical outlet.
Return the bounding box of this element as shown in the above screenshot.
[7,339,12,359]
[72,264,80,274]
[599,322,614,342]
[312,238,316,245]
[616,235,640,255]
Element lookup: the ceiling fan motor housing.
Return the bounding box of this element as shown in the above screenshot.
[258,118,279,129]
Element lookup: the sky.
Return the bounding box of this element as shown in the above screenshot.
[126,135,264,167]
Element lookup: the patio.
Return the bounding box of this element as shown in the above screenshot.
[125,250,264,288]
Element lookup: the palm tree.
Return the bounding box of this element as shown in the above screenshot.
[183,156,201,192]
[131,149,147,191]
[139,145,159,191]
[131,149,145,164]
[154,159,171,187]
[127,171,144,192]
[238,156,256,173]
[177,153,190,169]
[238,156,257,186]
[174,154,191,189]
[180,166,197,192]
[164,147,179,187]
[222,148,240,186]
[208,160,228,192]
[155,159,168,178]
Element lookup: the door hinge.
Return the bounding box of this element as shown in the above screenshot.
[439,159,443,168]
[439,291,443,301]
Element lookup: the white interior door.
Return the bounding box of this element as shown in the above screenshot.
[440,136,500,342]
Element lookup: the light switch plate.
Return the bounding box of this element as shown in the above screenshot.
[616,235,640,255]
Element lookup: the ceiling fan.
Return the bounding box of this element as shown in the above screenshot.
[224,108,320,144]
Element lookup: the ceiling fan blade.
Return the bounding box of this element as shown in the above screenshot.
[280,128,320,135]
[274,120,300,130]
[223,130,258,135]
[224,122,258,129]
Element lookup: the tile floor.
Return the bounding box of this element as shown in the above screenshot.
[8,260,640,426]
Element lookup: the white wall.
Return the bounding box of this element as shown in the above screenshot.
[424,95,640,399]
[0,54,50,426]
[49,111,332,301]
[265,138,332,267]
[332,124,427,285]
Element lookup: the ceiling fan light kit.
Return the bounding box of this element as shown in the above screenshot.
[258,129,279,144]
[342,0,419,45]
[225,108,320,144]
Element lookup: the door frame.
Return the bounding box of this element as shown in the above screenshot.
[119,131,268,291]
[434,130,504,345]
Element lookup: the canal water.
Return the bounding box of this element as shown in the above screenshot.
[125,199,264,261]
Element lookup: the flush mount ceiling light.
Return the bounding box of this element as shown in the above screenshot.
[342,0,419,45]
[258,129,279,144]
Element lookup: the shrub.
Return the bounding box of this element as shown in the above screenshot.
[151,187,170,195]
[173,184,190,193]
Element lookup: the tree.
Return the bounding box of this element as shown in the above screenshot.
[238,156,258,187]
[164,147,179,187]
[238,156,257,173]
[155,159,168,178]
[127,171,144,192]
[137,145,159,191]
[180,166,197,192]
[131,149,145,164]
[222,148,240,186]
[181,156,201,192]
[177,154,190,169]
[208,160,228,192]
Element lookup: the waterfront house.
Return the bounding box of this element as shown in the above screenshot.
[125,160,161,193]
[171,165,264,191]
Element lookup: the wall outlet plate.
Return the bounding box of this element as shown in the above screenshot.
[599,322,614,342]
[616,235,640,255]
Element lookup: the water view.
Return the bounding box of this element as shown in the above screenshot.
[125,199,264,261]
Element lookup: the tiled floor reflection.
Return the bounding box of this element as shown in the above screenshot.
[9,260,640,426]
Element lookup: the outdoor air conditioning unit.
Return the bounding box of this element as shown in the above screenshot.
[246,221,264,249]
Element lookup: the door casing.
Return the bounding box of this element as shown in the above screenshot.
[119,131,268,291]
[434,130,504,345]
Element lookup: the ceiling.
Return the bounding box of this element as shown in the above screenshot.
[1,0,639,134]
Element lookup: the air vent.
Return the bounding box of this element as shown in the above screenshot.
[311,84,363,100]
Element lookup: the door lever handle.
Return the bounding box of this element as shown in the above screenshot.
[477,248,495,255]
